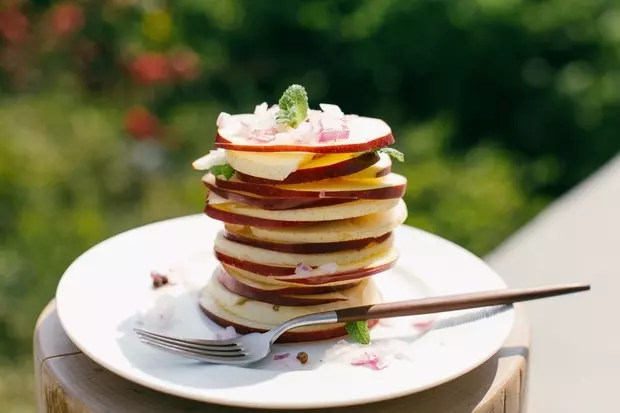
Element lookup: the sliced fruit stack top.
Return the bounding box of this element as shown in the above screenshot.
[193,87,408,343]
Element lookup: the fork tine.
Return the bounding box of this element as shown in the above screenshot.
[138,337,244,363]
[134,328,240,351]
[138,336,247,359]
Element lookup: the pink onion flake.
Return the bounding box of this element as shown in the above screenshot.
[273,352,290,361]
[318,128,350,143]
[412,320,435,330]
[216,326,238,340]
[317,262,339,274]
[295,262,313,276]
[350,352,389,371]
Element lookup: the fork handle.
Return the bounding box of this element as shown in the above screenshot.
[335,283,590,323]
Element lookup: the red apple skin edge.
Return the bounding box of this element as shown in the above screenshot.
[204,204,315,228]
[203,181,353,211]
[215,250,397,284]
[199,305,379,343]
[213,175,407,200]
[216,269,348,306]
[214,132,394,153]
[221,266,360,295]
[223,230,392,255]
[235,152,381,185]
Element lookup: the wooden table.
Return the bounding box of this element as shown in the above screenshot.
[34,301,529,413]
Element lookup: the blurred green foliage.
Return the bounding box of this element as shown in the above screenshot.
[0,0,619,409]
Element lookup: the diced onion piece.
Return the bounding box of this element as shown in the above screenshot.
[318,129,350,142]
[319,103,344,117]
[317,262,339,274]
[295,263,313,276]
[215,326,238,340]
[350,352,389,370]
[273,353,290,360]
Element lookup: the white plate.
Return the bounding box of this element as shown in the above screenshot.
[56,214,515,409]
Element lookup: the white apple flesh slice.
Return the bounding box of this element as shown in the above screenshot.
[206,198,400,223]
[209,173,407,200]
[204,179,352,211]
[222,265,361,294]
[215,115,394,153]
[214,230,393,268]
[225,151,314,181]
[223,229,392,254]
[235,152,387,184]
[230,199,408,243]
[223,264,362,288]
[199,273,382,342]
[216,246,398,281]
[216,268,350,306]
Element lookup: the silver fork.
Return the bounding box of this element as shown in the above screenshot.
[134,283,589,365]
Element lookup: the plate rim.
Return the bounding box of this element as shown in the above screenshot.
[56,213,515,409]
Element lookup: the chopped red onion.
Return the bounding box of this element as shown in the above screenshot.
[318,128,350,142]
[319,103,344,117]
[292,121,315,143]
[216,326,238,340]
[350,352,389,371]
[254,102,268,115]
[412,320,434,330]
[273,352,290,360]
[295,263,313,275]
[216,112,232,128]
[318,262,339,274]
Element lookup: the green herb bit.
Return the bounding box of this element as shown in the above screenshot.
[376,147,405,162]
[276,84,309,128]
[208,164,235,180]
[345,321,371,345]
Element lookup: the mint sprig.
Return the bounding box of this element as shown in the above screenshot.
[276,84,309,128]
[345,321,371,345]
[208,164,235,180]
[376,147,405,162]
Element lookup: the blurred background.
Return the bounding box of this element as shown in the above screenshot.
[1,0,619,410]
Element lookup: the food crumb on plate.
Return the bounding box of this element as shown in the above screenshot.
[296,351,309,364]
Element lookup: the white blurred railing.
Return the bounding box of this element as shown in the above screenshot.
[486,153,620,413]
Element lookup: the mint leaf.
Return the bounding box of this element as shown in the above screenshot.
[209,164,235,180]
[376,147,405,162]
[276,84,309,128]
[345,321,371,345]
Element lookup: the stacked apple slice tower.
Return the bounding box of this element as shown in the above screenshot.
[194,86,407,342]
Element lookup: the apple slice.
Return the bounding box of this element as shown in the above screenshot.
[204,204,314,228]
[206,198,400,223]
[202,273,381,324]
[223,266,361,294]
[214,230,393,268]
[235,152,386,184]
[236,199,408,243]
[223,229,392,254]
[216,246,398,282]
[223,264,362,288]
[216,268,350,306]
[215,115,394,153]
[225,151,314,181]
[204,178,352,211]
[273,248,399,285]
[210,173,407,200]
